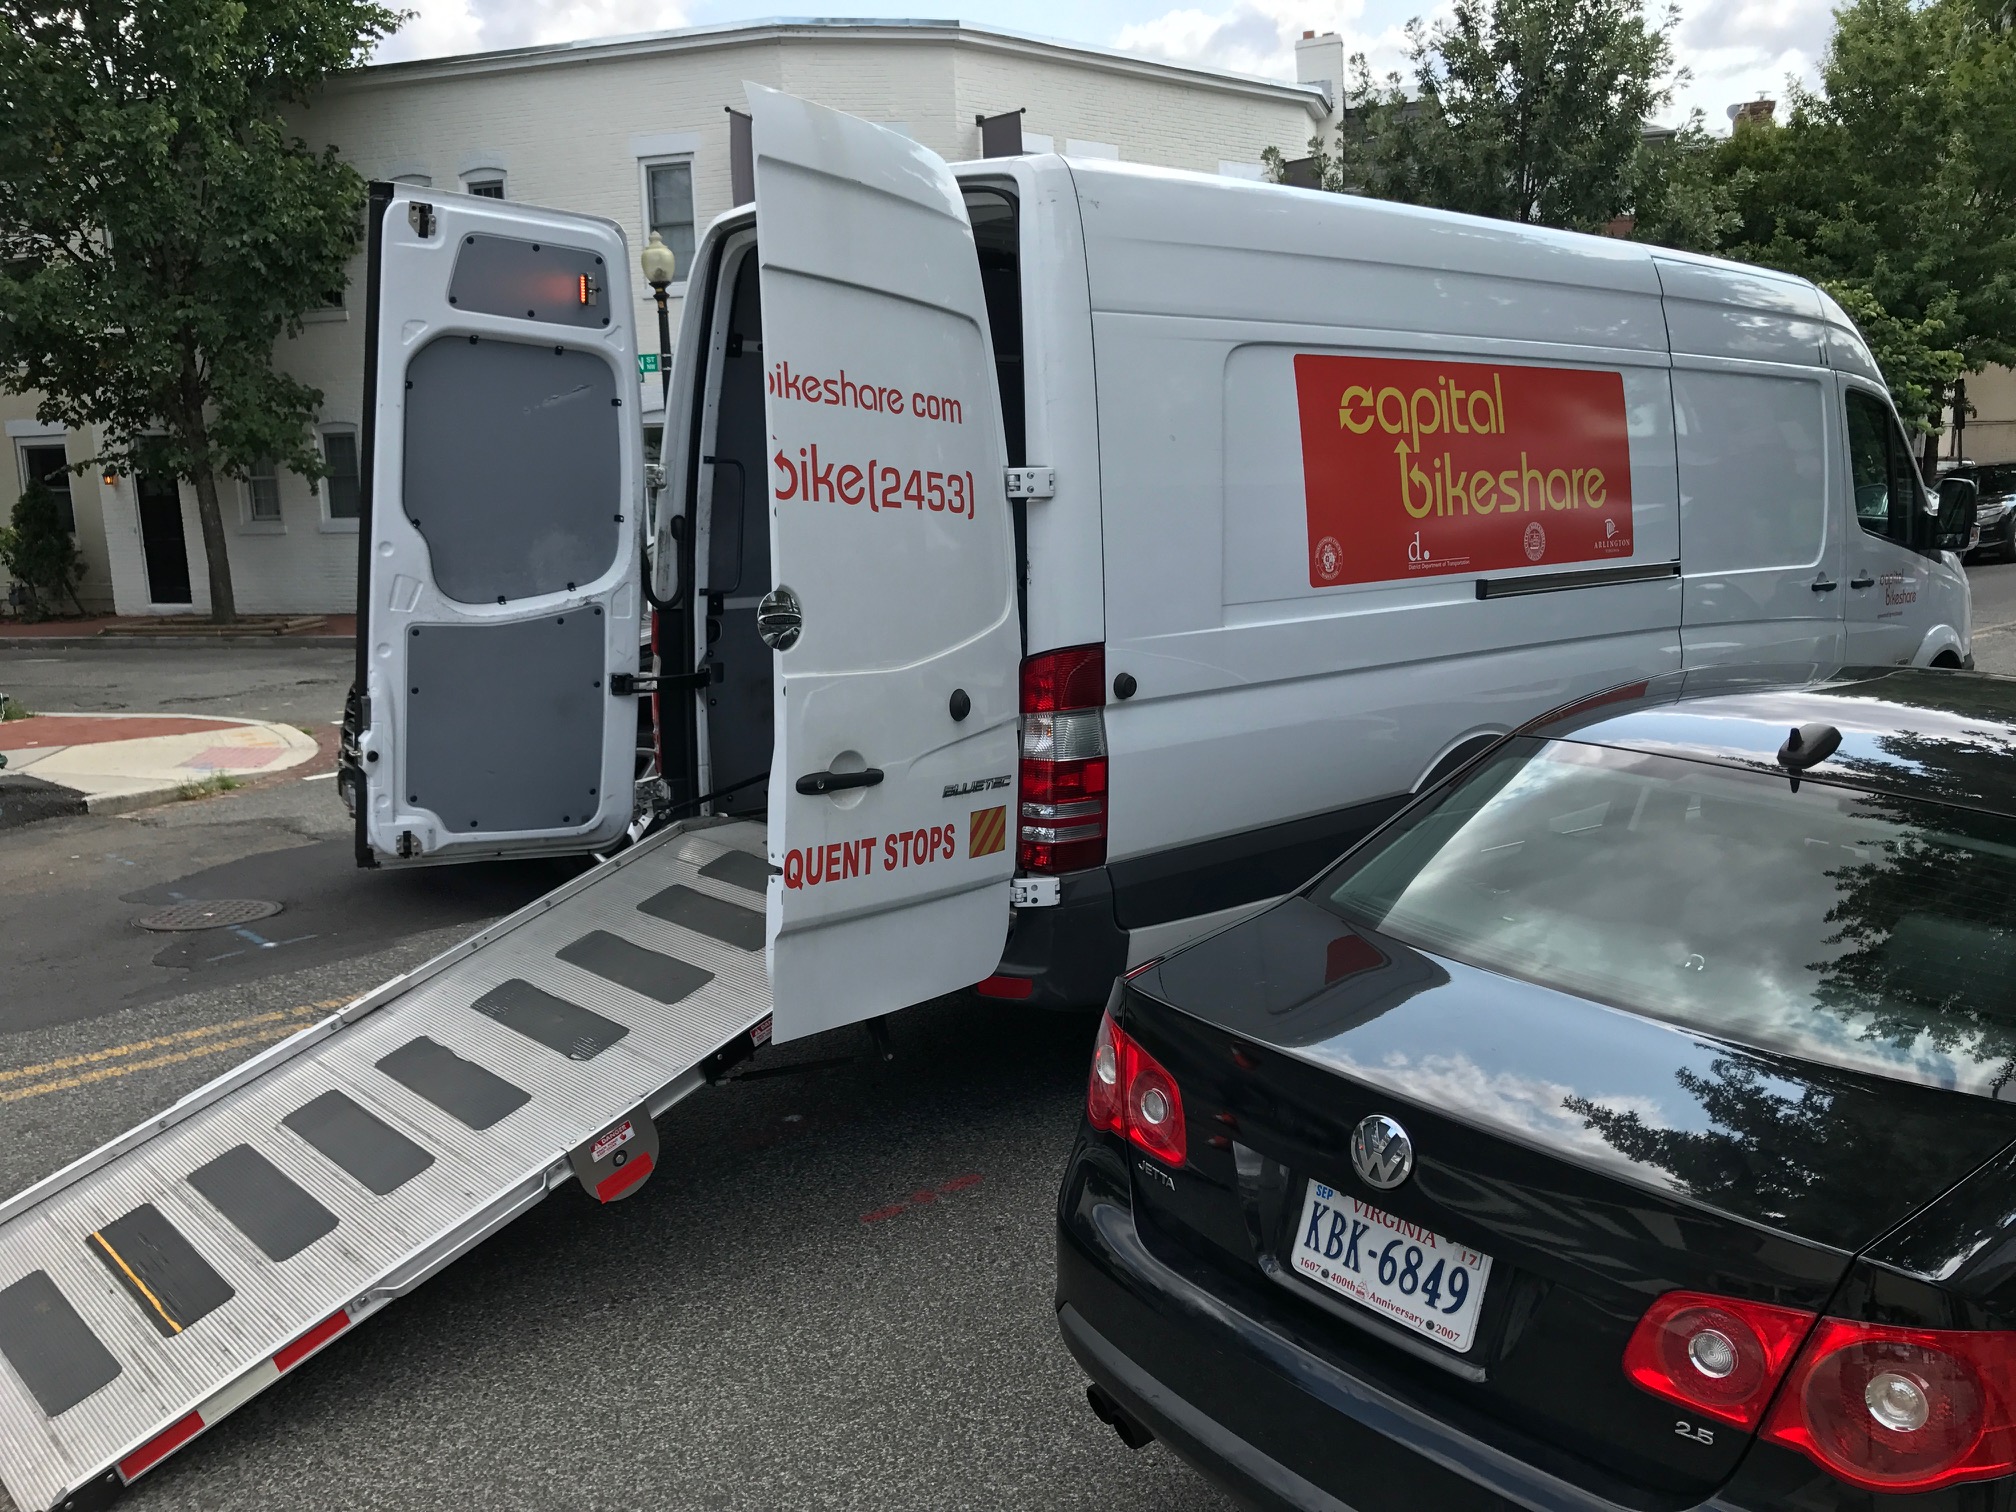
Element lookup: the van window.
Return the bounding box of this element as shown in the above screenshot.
[1845,388,1922,546]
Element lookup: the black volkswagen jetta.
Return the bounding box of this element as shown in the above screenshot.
[1057,667,2016,1511]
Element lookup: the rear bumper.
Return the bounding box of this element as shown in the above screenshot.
[1058,1179,1537,1512]
[988,868,1129,1009]
[1055,1138,1806,1512]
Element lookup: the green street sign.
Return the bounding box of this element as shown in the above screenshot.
[638,353,661,375]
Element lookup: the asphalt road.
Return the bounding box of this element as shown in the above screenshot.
[1968,556,2016,674]
[0,644,355,726]
[7,567,2014,1512]
[0,644,1232,1512]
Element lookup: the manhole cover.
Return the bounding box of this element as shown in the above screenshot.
[138,899,284,932]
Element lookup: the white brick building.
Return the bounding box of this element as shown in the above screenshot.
[10,18,1329,618]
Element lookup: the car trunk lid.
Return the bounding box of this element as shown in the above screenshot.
[1120,897,2016,1502]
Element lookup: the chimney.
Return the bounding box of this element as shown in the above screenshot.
[1730,97,1777,130]
[1295,29,1344,111]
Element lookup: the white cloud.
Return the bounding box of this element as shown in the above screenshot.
[374,0,691,62]
[1112,0,1828,132]
[1114,0,1422,90]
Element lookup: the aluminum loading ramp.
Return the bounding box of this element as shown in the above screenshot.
[0,820,772,1512]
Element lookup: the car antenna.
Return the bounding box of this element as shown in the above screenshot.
[1776,722,1841,791]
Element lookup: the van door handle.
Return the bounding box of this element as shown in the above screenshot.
[1811,577,1839,593]
[795,767,885,796]
[1849,573,1876,589]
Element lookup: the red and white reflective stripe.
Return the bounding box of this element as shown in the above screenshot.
[595,1150,654,1202]
[117,1309,352,1485]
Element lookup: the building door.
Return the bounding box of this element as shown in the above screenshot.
[136,476,192,605]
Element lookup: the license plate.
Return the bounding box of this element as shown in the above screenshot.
[1290,1182,1493,1353]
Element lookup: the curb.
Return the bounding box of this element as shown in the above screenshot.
[0,635,354,650]
[84,783,197,818]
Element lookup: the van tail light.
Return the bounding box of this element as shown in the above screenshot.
[1623,1291,1816,1429]
[1761,1318,2016,1492]
[1085,1012,1185,1166]
[1020,644,1106,874]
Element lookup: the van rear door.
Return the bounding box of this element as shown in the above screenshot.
[355,186,644,866]
[748,86,1021,1042]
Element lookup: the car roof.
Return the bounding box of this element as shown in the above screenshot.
[1523,667,2016,815]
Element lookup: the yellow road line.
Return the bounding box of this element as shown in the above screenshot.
[89,1230,182,1334]
[0,1001,347,1106]
[0,1000,344,1087]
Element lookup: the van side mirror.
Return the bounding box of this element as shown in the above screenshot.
[1936,476,1979,554]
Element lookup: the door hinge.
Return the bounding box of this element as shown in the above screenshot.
[611,670,712,696]
[1011,876,1061,908]
[1004,467,1056,501]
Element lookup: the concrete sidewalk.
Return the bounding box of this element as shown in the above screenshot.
[0,614,355,649]
[0,712,321,823]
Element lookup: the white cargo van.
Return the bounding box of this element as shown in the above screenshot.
[347,86,1975,1035]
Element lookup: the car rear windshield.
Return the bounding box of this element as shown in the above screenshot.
[1973,463,2016,497]
[1316,738,2016,1096]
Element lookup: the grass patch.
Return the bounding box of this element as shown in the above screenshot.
[0,697,32,721]
[175,774,242,801]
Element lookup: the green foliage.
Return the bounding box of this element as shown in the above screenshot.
[0,481,86,619]
[1270,0,1684,231]
[1658,0,2016,433]
[0,0,405,618]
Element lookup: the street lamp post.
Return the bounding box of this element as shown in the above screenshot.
[640,232,677,407]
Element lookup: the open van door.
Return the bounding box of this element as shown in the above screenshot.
[748,87,1021,1041]
[355,185,644,866]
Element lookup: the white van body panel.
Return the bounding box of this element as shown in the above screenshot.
[1658,256,1848,671]
[746,87,1022,1041]
[359,189,642,867]
[959,156,1107,656]
[1067,167,1685,902]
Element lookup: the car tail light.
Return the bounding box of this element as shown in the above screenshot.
[1020,644,1106,874]
[1084,1012,1185,1166]
[1624,1291,1816,1428]
[1761,1318,2016,1492]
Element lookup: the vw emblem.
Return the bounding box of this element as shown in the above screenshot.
[1351,1114,1414,1191]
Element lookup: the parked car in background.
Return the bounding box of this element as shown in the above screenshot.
[1059,665,2016,1512]
[1946,461,2016,561]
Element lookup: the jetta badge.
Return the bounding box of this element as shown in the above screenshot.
[1351,1114,1414,1191]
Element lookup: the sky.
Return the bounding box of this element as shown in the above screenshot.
[374,0,1829,132]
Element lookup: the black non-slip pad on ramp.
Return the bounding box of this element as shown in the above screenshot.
[187,1144,339,1262]
[0,1270,121,1417]
[377,1037,532,1130]
[557,931,713,1005]
[473,978,631,1060]
[87,1203,235,1339]
[284,1089,435,1196]
[637,883,765,950]
[699,848,769,894]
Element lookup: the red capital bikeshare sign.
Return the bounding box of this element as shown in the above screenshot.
[1294,355,1634,588]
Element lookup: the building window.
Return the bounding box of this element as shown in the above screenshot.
[467,175,504,199]
[15,442,75,533]
[644,158,695,281]
[245,457,282,522]
[321,428,361,523]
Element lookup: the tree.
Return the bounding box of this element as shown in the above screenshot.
[1698,0,2016,445]
[1266,0,1685,233]
[0,480,87,618]
[0,0,404,622]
